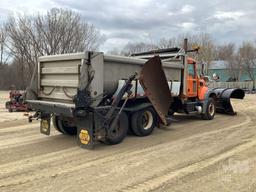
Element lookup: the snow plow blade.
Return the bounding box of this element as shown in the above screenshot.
[213,88,245,115]
[139,56,172,125]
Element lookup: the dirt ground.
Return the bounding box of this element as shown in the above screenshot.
[0,91,255,192]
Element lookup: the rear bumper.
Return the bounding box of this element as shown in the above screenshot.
[26,100,75,117]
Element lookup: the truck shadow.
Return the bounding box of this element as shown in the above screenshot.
[171,114,206,122]
[22,113,224,152]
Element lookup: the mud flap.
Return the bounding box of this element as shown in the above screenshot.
[139,56,172,125]
[40,118,51,135]
[213,88,245,115]
[76,113,94,149]
[40,114,51,135]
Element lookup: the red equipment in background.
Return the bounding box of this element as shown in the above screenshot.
[5,90,30,112]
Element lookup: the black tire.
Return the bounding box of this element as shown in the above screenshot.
[52,115,77,135]
[202,98,216,120]
[131,107,157,136]
[52,115,64,133]
[168,109,175,116]
[5,101,10,109]
[104,112,129,145]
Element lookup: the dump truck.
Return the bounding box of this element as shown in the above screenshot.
[26,39,245,149]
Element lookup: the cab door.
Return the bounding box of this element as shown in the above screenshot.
[187,63,197,97]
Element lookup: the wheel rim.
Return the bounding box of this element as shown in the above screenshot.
[108,115,128,141]
[142,111,153,130]
[110,121,121,138]
[57,117,77,135]
[62,119,76,128]
[208,103,215,116]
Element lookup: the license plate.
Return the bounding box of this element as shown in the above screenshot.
[40,119,50,135]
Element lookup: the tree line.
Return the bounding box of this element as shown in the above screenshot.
[0,8,102,90]
[110,33,256,87]
[0,8,255,90]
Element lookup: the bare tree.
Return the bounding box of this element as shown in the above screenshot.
[216,43,242,81]
[0,25,11,66]
[158,37,178,49]
[120,33,216,74]
[107,48,121,55]
[185,33,216,73]
[157,34,216,71]
[239,41,256,90]
[121,42,158,56]
[6,16,37,76]
[33,8,101,55]
[0,24,12,89]
[6,8,102,80]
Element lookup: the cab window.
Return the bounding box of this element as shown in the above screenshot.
[188,64,195,78]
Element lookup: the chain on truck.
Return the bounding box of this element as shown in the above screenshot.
[26,39,245,149]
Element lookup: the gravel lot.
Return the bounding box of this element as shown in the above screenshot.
[0,91,255,192]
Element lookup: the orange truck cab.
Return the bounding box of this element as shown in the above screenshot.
[186,57,208,100]
[166,55,216,120]
[133,43,244,122]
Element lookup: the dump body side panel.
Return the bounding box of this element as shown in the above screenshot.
[104,55,183,95]
[30,52,183,107]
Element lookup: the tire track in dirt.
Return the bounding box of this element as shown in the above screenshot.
[0,123,38,133]
[0,135,78,165]
[0,122,62,150]
[118,110,255,192]
[0,146,144,188]
[0,147,79,178]
[0,94,254,191]
[119,136,256,192]
[0,116,27,123]
[0,128,38,139]
[0,117,244,184]
[0,110,251,189]
[0,135,49,149]
[0,110,241,154]
[0,132,63,150]
[0,119,30,129]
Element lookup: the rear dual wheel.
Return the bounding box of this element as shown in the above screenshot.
[5,101,10,109]
[53,113,128,145]
[53,107,156,144]
[103,112,129,145]
[104,107,156,144]
[52,115,77,135]
[131,107,157,137]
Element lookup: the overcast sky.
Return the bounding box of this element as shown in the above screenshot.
[0,0,255,51]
